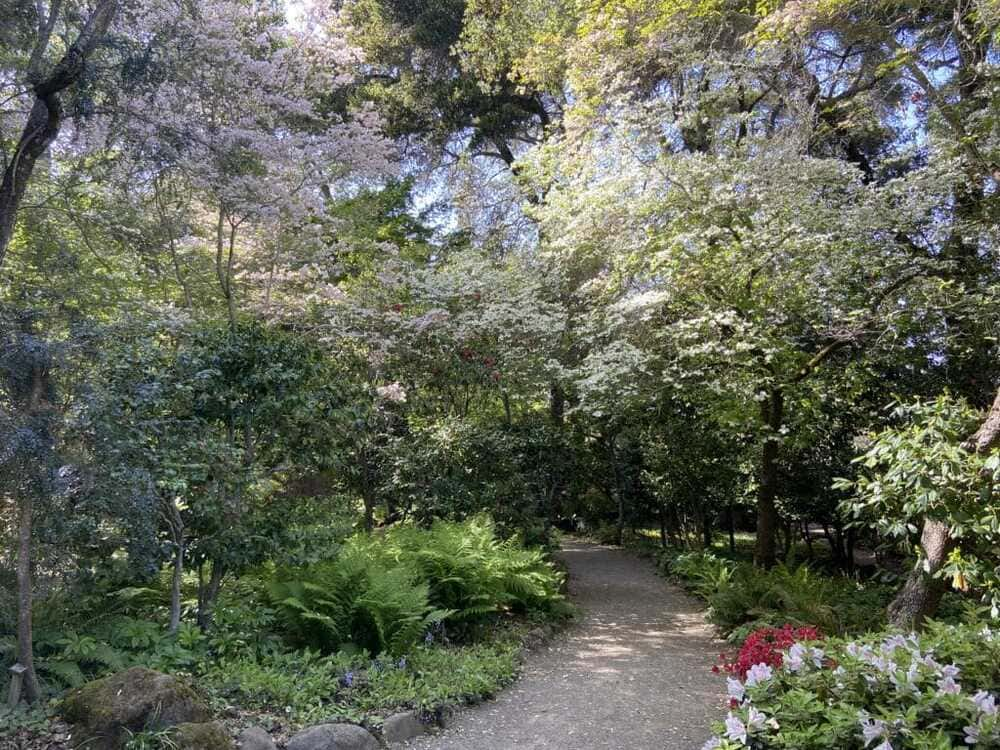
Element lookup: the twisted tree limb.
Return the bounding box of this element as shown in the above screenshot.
[0,0,119,269]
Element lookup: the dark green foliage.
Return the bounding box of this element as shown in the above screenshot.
[665,551,893,639]
[345,0,548,155]
[386,419,577,545]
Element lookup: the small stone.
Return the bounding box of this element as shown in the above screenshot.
[382,712,431,745]
[239,726,277,750]
[435,705,457,729]
[287,723,379,750]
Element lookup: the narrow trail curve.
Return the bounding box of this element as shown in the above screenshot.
[410,539,724,750]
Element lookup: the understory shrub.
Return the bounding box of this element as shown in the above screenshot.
[385,517,564,621]
[706,621,1000,750]
[670,552,737,600]
[267,552,450,656]
[267,517,564,654]
[667,552,891,638]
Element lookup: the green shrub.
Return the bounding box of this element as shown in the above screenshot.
[665,552,891,638]
[267,517,563,655]
[670,552,737,600]
[386,517,564,622]
[706,621,1000,749]
[592,523,623,546]
[0,705,56,738]
[1,627,129,694]
[357,640,519,712]
[708,564,838,634]
[267,551,450,656]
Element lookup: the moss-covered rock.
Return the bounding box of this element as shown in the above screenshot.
[61,667,211,749]
[169,721,235,749]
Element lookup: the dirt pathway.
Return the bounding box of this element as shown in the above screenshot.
[410,539,724,750]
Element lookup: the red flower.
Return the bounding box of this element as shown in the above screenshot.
[720,624,823,679]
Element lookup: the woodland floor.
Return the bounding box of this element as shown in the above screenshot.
[409,539,725,750]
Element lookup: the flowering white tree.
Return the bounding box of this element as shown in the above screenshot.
[101,0,395,324]
[527,121,950,564]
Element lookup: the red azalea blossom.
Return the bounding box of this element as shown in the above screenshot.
[721,624,823,678]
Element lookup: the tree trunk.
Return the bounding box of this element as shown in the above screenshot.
[701,510,713,549]
[727,504,736,553]
[16,490,41,704]
[755,389,783,567]
[549,383,565,425]
[12,343,53,704]
[845,526,856,575]
[822,523,843,568]
[965,387,1000,453]
[169,537,184,635]
[612,484,625,547]
[668,504,683,547]
[196,562,225,631]
[658,504,668,548]
[162,497,185,634]
[611,453,625,546]
[362,488,375,533]
[889,384,1000,626]
[0,0,119,268]
[215,211,240,331]
[887,519,954,629]
[547,383,566,524]
[802,521,814,558]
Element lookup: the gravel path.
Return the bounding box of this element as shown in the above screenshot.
[410,539,724,750]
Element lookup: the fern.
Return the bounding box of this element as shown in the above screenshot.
[38,658,87,689]
[267,517,563,655]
